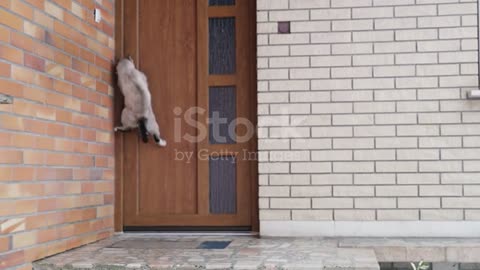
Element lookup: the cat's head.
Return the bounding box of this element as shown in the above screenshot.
[116,57,135,73]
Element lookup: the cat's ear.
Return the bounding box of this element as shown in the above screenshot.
[127,56,135,67]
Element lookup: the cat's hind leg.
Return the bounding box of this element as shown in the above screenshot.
[146,117,167,147]
[137,117,149,143]
[153,134,167,147]
[114,108,137,132]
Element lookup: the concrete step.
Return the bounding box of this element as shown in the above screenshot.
[339,237,480,263]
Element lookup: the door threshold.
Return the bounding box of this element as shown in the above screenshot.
[118,231,259,237]
[122,226,258,236]
[124,226,252,232]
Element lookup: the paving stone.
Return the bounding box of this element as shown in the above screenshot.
[34,235,379,270]
[447,247,480,263]
[432,262,459,270]
[405,247,446,262]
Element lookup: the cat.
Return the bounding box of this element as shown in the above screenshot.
[114,57,167,147]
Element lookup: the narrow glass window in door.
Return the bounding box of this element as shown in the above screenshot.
[209,156,237,214]
[209,17,236,74]
[209,86,236,144]
[209,0,235,6]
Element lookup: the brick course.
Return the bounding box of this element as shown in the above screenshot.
[0,0,114,269]
[257,0,480,228]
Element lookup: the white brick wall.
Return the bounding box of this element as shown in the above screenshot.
[257,0,480,227]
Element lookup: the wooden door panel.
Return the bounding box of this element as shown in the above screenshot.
[120,0,257,228]
[123,0,198,224]
[137,0,198,216]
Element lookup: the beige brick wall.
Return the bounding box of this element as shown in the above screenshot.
[257,0,480,226]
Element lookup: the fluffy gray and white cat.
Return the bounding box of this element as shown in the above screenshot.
[114,57,167,147]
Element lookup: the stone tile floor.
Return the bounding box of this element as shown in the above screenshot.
[33,234,480,270]
[34,234,378,270]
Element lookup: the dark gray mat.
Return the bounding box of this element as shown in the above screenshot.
[108,239,232,250]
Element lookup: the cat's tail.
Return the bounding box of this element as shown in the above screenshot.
[138,117,149,143]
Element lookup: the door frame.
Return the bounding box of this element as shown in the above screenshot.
[113,0,259,232]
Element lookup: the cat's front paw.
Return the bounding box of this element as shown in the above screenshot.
[114,126,129,132]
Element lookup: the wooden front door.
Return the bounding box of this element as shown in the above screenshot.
[115,0,257,229]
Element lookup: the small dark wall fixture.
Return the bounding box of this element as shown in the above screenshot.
[0,94,13,104]
[278,21,290,34]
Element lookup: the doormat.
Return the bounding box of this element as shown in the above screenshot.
[196,241,231,249]
[108,239,232,250]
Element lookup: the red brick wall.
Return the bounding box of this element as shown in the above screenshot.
[0,0,115,269]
